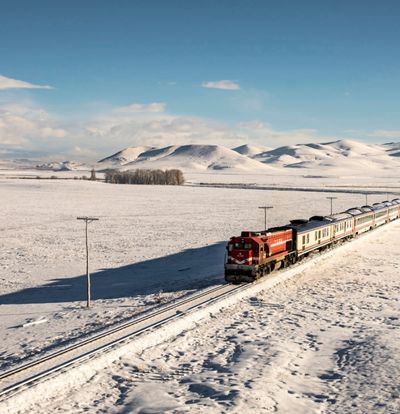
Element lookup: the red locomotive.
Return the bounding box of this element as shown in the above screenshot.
[225,228,296,282]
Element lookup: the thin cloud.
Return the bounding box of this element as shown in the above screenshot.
[202,80,240,90]
[369,130,400,139]
[0,99,369,162]
[344,129,400,141]
[112,102,166,113]
[0,102,67,148]
[0,74,53,90]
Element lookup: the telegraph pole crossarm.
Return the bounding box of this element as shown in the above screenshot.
[77,216,99,308]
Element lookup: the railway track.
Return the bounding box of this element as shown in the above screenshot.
[1,222,395,407]
[0,282,247,402]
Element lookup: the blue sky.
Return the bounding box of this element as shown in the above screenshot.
[1,0,400,159]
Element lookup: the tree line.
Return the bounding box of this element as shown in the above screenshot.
[104,169,185,185]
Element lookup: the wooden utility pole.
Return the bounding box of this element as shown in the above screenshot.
[258,206,273,232]
[326,197,337,215]
[77,216,99,308]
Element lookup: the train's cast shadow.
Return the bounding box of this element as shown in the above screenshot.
[0,242,226,305]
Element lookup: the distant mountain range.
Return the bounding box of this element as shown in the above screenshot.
[98,144,274,171]
[2,139,399,173]
[97,140,400,173]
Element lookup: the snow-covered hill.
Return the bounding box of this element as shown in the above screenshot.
[98,146,155,165]
[122,144,273,171]
[3,139,398,175]
[253,139,400,172]
[35,161,87,171]
[382,142,400,157]
[232,143,271,157]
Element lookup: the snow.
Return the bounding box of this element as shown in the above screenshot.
[2,139,399,176]
[35,161,88,171]
[232,143,272,157]
[0,144,399,412]
[124,144,273,171]
[98,146,155,165]
[2,218,399,414]
[98,144,275,171]
[253,139,400,172]
[93,139,400,178]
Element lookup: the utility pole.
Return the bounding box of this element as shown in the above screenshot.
[77,216,99,308]
[258,206,273,232]
[326,197,337,215]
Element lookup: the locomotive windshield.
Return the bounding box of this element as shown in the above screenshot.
[233,242,253,250]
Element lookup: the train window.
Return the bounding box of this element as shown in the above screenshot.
[234,242,253,250]
[318,230,321,238]
[307,234,310,243]
[302,235,305,244]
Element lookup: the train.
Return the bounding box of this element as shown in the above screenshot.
[224,198,400,283]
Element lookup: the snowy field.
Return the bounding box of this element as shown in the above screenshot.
[0,173,399,413]
[9,220,398,414]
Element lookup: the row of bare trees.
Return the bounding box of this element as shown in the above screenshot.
[104,169,185,185]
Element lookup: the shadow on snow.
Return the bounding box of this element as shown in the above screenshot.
[0,242,226,305]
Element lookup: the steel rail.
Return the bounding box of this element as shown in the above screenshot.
[0,282,247,400]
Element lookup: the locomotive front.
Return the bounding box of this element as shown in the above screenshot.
[224,229,294,283]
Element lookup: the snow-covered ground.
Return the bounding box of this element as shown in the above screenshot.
[0,170,399,413]
[0,177,369,367]
[3,209,400,414]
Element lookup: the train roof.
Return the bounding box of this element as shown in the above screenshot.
[345,207,373,217]
[360,205,374,212]
[372,202,388,211]
[308,215,334,222]
[287,218,331,233]
[238,227,293,238]
[265,226,292,233]
[327,212,353,221]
